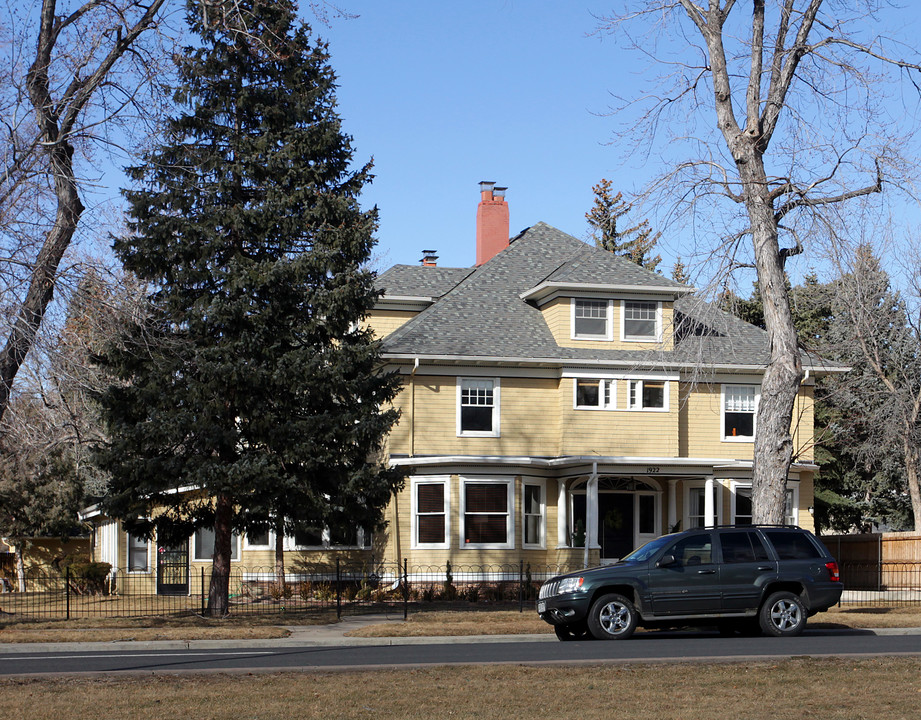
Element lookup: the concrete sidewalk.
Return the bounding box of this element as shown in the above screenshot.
[1,614,920,655]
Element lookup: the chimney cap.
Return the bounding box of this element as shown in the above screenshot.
[493,186,507,199]
[420,249,439,266]
[479,180,496,192]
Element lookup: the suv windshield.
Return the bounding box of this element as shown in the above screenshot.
[621,535,673,562]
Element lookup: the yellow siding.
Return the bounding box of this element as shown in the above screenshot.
[388,375,561,457]
[681,382,815,461]
[540,297,675,351]
[558,378,679,456]
[365,309,418,339]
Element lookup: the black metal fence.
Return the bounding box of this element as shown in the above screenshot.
[838,562,921,606]
[0,561,581,621]
[2,560,919,620]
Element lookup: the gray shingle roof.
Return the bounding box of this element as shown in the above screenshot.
[375,264,474,299]
[376,222,803,370]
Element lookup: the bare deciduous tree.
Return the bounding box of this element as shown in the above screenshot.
[0,0,171,437]
[599,1,921,523]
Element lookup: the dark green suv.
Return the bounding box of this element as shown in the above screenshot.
[537,526,842,640]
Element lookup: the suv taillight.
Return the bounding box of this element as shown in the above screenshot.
[825,561,841,582]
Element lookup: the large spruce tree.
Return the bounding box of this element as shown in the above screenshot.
[96,0,402,615]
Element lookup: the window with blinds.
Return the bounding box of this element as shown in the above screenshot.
[463,482,510,545]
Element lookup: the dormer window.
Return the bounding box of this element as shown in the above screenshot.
[622,300,661,342]
[572,298,613,340]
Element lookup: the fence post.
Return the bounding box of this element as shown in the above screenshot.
[403,558,408,621]
[336,558,342,620]
[518,559,524,613]
[65,565,71,621]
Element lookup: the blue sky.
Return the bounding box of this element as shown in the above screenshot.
[318,1,641,272]
[311,2,921,292]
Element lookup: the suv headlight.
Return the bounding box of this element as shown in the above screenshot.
[558,577,585,594]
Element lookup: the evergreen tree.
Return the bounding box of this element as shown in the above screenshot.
[586,179,662,271]
[95,0,402,615]
[671,257,690,285]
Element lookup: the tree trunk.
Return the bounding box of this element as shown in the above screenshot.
[739,159,803,525]
[903,439,921,531]
[15,540,25,593]
[207,493,233,617]
[274,516,286,593]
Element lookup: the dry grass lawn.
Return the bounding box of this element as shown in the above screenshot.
[1,658,919,720]
[0,612,336,644]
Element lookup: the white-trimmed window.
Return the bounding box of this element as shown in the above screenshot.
[723,384,757,440]
[458,378,500,436]
[461,479,514,549]
[245,529,272,549]
[522,481,546,548]
[621,300,661,342]
[412,477,451,549]
[628,379,668,410]
[685,482,721,529]
[731,483,798,526]
[572,298,613,340]
[193,528,240,561]
[127,533,149,572]
[291,526,370,550]
[574,378,616,409]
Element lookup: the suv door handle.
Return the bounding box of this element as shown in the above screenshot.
[757,566,773,571]
[697,569,716,574]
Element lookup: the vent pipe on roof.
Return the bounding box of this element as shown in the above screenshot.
[476,181,510,266]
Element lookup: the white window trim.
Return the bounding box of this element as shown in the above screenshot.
[126,532,150,574]
[620,299,662,343]
[457,377,501,437]
[244,530,273,550]
[573,377,616,410]
[286,527,370,551]
[571,298,614,341]
[192,529,241,562]
[522,479,547,549]
[460,477,515,550]
[684,480,722,529]
[721,384,759,442]
[411,476,452,550]
[731,481,799,526]
[627,379,670,412]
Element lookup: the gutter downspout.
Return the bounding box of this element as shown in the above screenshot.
[410,358,420,457]
[584,462,599,568]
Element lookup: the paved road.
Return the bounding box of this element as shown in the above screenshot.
[2,630,920,676]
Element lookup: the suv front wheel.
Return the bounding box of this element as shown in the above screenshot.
[759,591,806,637]
[587,593,638,640]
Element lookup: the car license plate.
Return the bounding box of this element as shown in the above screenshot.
[537,600,546,614]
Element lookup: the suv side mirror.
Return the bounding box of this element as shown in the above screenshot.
[657,554,677,568]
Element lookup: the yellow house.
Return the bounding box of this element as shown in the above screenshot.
[81,182,839,593]
[370,182,838,572]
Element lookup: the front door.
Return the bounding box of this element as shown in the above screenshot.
[598,493,634,561]
[156,541,189,595]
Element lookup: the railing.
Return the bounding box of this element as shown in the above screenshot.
[0,561,583,620]
[839,562,921,606]
[2,560,918,620]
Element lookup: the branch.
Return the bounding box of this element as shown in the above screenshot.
[774,160,882,221]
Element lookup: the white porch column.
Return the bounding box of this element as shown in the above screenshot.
[667,479,678,533]
[584,463,599,567]
[557,479,568,548]
[704,475,716,528]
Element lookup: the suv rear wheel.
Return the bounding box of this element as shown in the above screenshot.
[587,593,638,640]
[759,591,806,637]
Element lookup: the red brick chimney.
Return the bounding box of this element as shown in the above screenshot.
[476,181,509,266]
